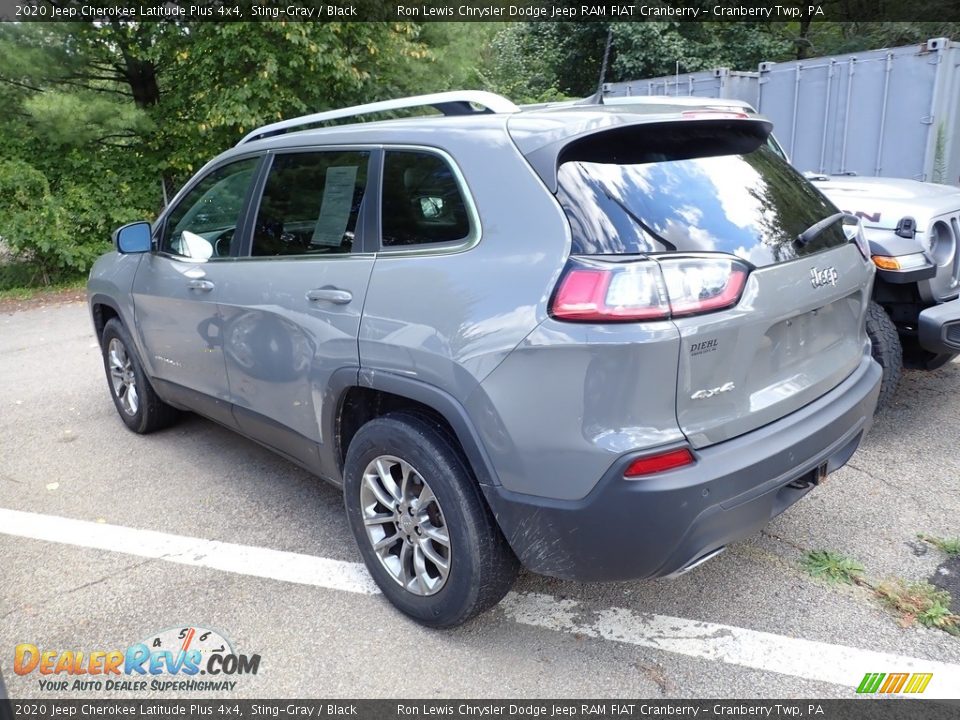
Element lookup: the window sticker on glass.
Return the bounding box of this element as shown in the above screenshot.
[311,165,359,247]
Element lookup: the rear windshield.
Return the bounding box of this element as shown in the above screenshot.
[557,145,846,266]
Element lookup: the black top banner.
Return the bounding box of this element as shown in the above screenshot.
[1,0,959,23]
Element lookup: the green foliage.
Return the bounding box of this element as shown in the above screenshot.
[876,579,960,635]
[480,24,567,102]
[24,91,154,147]
[0,160,81,284]
[933,124,948,185]
[151,23,431,179]
[410,23,499,92]
[613,22,792,81]
[919,533,960,557]
[0,20,460,287]
[480,20,794,99]
[801,550,865,585]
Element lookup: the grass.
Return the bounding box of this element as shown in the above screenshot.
[919,533,960,558]
[800,547,960,636]
[0,258,84,295]
[875,579,960,636]
[0,279,84,301]
[800,550,865,585]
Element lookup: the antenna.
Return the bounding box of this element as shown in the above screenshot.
[596,26,613,99]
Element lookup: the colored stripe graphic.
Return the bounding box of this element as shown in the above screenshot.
[857,673,885,693]
[857,672,932,694]
[903,673,934,693]
[879,673,909,693]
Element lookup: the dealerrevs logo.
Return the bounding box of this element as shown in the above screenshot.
[14,625,261,693]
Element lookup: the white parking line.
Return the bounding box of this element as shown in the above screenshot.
[0,507,378,595]
[3,507,959,698]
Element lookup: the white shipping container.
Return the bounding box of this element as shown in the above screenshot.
[606,38,960,187]
[603,67,759,103]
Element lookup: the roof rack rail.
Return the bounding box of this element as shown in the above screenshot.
[237,90,520,145]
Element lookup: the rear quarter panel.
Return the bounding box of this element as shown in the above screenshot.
[359,126,570,402]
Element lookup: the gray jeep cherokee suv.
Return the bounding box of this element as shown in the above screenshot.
[88,91,882,627]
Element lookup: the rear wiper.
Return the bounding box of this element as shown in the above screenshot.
[796,212,858,247]
[599,186,677,252]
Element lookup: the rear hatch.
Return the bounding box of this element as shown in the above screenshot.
[551,119,874,448]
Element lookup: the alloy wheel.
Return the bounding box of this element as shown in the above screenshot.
[107,338,139,416]
[359,455,451,596]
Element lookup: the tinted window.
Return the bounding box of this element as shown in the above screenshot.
[381,151,470,247]
[557,146,845,266]
[163,157,259,259]
[252,151,369,257]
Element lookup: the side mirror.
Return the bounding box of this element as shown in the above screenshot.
[113,221,152,254]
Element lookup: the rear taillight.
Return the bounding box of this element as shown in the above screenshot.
[624,447,696,477]
[550,256,749,322]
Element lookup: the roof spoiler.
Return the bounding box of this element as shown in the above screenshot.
[517,117,773,193]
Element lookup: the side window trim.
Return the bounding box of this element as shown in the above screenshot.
[154,153,266,262]
[376,145,482,257]
[358,147,383,255]
[236,146,381,259]
[236,152,275,258]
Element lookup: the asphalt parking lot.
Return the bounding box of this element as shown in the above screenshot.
[1,299,959,699]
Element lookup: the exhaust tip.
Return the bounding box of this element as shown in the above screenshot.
[665,546,726,579]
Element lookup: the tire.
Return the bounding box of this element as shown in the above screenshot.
[343,412,519,627]
[865,301,902,411]
[100,318,180,434]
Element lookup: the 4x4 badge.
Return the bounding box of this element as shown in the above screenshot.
[810,266,839,288]
[691,382,735,400]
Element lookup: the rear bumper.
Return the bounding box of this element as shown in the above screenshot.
[918,297,960,355]
[482,353,882,582]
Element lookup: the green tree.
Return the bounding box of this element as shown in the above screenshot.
[0,18,443,285]
[481,20,794,100]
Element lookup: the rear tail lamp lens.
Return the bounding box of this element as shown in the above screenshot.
[624,447,696,477]
[661,258,749,317]
[551,256,749,322]
[551,260,668,321]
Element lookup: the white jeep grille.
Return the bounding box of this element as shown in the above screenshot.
[928,213,960,298]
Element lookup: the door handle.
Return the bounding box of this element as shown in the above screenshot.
[187,279,215,292]
[306,287,352,304]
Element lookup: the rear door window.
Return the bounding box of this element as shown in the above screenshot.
[557,145,846,266]
[251,151,369,257]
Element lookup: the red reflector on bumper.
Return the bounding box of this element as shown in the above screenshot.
[624,448,695,477]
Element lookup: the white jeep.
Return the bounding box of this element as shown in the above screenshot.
[808,175,960,407]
